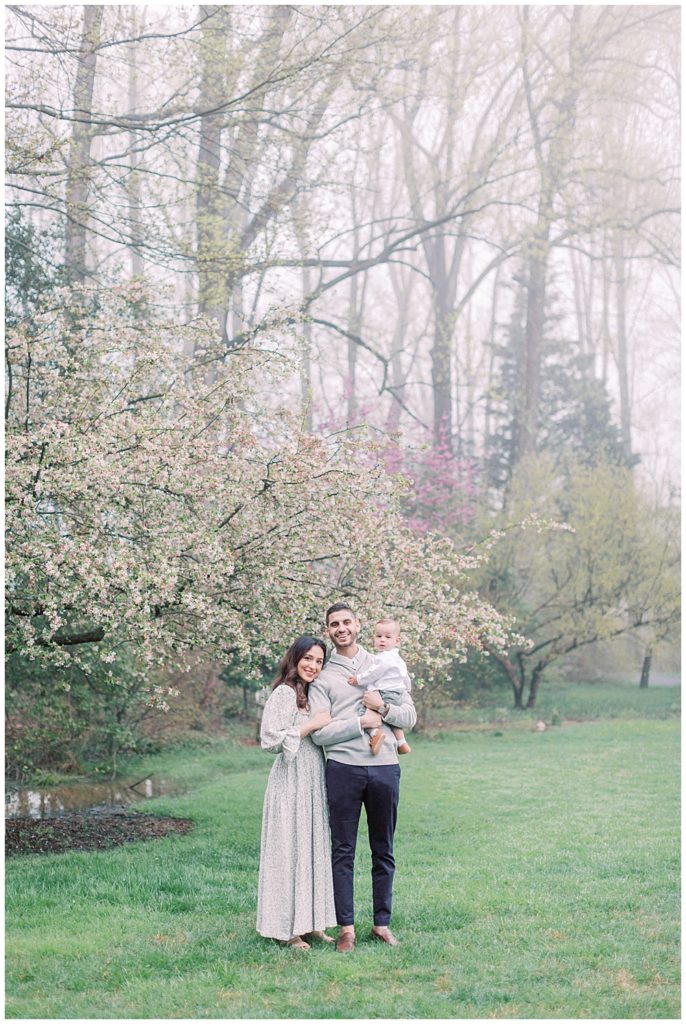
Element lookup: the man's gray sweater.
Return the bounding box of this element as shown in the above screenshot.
[308,646,417,766]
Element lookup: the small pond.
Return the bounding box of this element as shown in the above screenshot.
[5,776,181,819]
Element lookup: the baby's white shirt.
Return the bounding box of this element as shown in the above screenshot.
[354,648,412,693]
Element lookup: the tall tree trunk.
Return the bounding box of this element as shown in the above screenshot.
[489,647,525,709]
[424,234,465,451]
[432,313,453,448]
[300,266,314,431]
[195,6,231,339]
[483,266,502,453]
[386,261,415,433]
[570,245,594,359]
[516,218,551,462]
[613,230,633,461]
[515,5,581,467]
[127,8,144,278]
[397,79,466,453]
[600,235,612,385]
[222,7,292,342]
[639,645,653,688]
[346,250,361,425]
[343,149,376,427]
[525,661,545,708]
[462,299,475,459]
[293,201,314,429]
[65,5,103,283]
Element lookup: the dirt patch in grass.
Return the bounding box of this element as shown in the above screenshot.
[5,812,193,857]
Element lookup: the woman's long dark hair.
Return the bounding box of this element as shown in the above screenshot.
[272,635,327,710]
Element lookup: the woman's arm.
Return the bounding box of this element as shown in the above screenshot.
[260,686,301,762]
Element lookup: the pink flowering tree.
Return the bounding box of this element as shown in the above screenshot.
[381,433,478,537]
[6,282,517,709]
[316,399,479,539]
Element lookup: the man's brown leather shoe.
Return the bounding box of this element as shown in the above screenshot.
[370,927,400,946]
[335,931,356,952]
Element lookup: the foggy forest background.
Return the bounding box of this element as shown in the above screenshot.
[5,4,680,776]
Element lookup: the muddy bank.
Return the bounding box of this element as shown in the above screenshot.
[6,811,193,857]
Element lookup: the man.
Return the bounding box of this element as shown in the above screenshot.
[308,602,417,952]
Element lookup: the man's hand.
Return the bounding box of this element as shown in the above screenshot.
[362,689,384,711]
[359,709,382,730]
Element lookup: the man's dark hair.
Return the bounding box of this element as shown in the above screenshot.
[325,602,356,624]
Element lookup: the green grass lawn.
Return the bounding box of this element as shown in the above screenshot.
[6,702,680,1018]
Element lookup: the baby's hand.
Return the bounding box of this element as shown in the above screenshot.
[347,675,358,686]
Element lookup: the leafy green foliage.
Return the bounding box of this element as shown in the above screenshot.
[5,209,65,329]
[477,456,680,707]
[5,647,159,778]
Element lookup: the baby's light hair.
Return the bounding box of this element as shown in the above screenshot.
[374,617,401,634]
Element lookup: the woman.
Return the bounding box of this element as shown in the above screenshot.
[256,635,337,949]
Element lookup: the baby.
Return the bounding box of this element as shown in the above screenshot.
[348,617,412,756]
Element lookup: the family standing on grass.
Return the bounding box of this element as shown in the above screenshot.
[256,603,417,951]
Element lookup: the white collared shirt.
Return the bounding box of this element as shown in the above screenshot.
[353,648,411,694]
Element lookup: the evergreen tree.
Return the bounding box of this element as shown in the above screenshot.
[5,209,65,328]
[485,272,636,495]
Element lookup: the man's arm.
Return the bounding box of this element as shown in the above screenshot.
[308,678,365,746]
[364,688,417,731]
